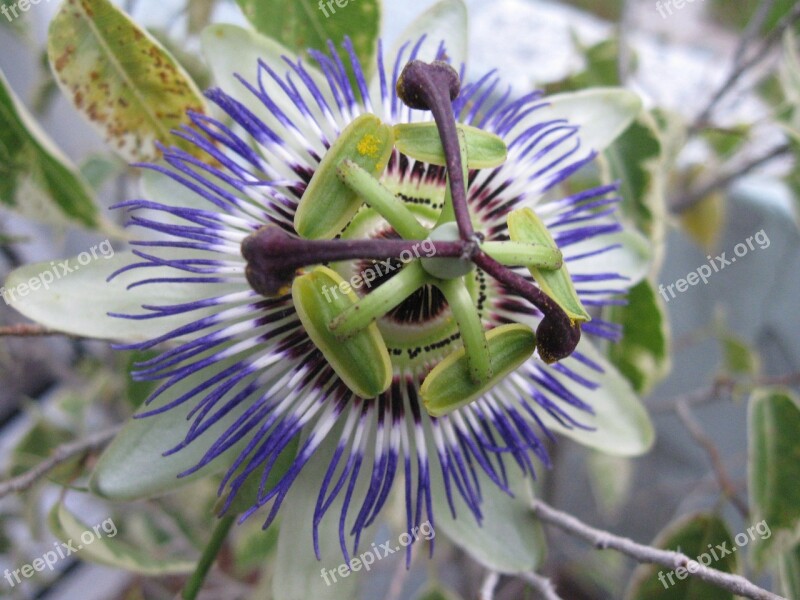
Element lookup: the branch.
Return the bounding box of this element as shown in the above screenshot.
[480,571,500,600]
[651,372,800,413]
[675,398,750,518]
[694,3,800,126]
[520,572,563,600]
[531,499,784,600]
[732,0,779,69]
[0,324,79,338]
[0,426,121,498]
[670,143,792,213]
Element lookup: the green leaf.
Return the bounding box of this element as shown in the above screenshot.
[201,24,331,155]
[779,544,800,600]
[235,0,380,82]
[602,110,672,256]
[3,250,241,342]
[367,0,467,119]
[294,114,394,239]
[586,452,633,522]
[274,432,368,600]
[421,323,536,417]
[215,437,299,516]
[90,350,258,500]
[47,0,208,162]
[11,422,78,486]
[749,388,800,566]
[625,513,739,600]
[782,31,800,108]
[542,88,642,154]
[48,502,195,574]
[679,191,725,251]
[233,522,280,573]
[535,339,655,457]
[607,280,671,396]
[393,122,508,168]
[566,228,652,290]
[720,334,760,376]
[432,470,545,573]
[545,38,623,92]
[0,70,99,228]
[79,154,125,191]
[414,586,465,600]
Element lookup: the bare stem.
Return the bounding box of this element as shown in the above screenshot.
[0,426,121,499]
[670,143,791,213]
[480,571,501,600]
[520,572,564,600]
[0,324,78,338]
[694,3,800,126]
[675,398,750,518]
[531,498,784,600]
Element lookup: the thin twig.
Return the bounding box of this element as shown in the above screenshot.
[0,324,79,338]
[480,571,500,600]
[675,398,750,518]
[650,372,800,413]
[732,0,779,69]
[671,143,791,213]
[0,426,121,498]
[520,572,563,600]
[694,2,800,126]
[531,499,784,600]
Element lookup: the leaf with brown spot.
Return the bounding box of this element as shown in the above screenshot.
[47,0,208,162]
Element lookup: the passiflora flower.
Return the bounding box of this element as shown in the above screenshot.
[6,18,653,578]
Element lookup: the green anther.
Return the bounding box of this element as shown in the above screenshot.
[328,261,430,339]
[292,266,392,398]
[435,127,469,228]
[421,222,474,279]
[507,207,591,323]
[421,323,537,417]
[435,278,492,385]
[294,114,394,239]
[480,240,563,271]
[336,159,429,240]
[393,122,508,169]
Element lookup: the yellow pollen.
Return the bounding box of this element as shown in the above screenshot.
[357,134,381,158]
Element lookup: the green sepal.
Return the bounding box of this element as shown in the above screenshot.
[292,266,392,398]
[294,114,394,239]
[393,122,507,168]
[507,207,591,323]
[421,324,536,417]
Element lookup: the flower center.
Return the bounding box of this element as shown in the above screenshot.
[240,59,590,414]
